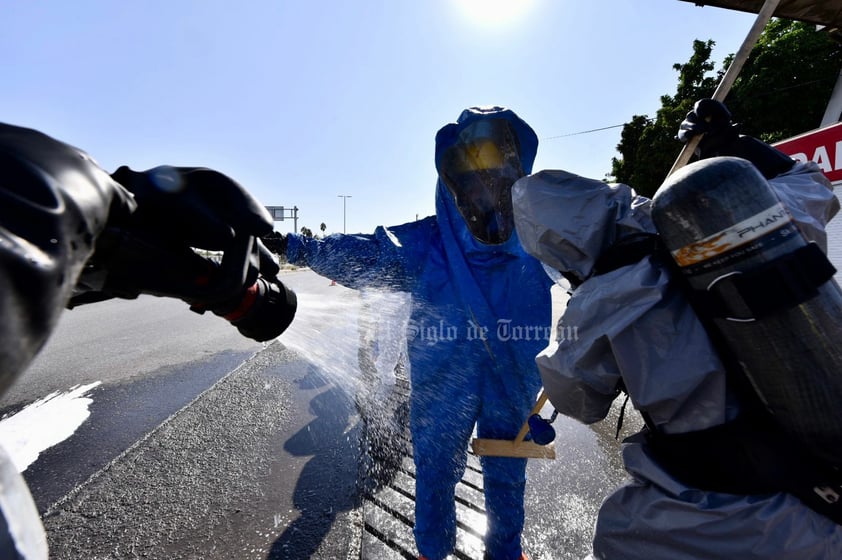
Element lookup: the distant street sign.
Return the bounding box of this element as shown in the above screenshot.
[265,205,299,232]
[266,206,286,221]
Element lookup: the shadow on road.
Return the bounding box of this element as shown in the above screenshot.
[267,383,361,560]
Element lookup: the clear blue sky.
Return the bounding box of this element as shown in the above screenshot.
[2,1,757,235]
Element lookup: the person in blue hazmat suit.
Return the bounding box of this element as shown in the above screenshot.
[510,100,842,559]
[279,106,553,560]
[0,122,296,559]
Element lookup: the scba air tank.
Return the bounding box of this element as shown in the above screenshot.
[652,156,842,466]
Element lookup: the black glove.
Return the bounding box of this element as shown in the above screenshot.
[677,99,740,158]
[74,165,296,341]
[677,98,794,179]
[110,165,274,250]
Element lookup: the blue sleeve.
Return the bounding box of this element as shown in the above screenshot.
[285,219,432,291]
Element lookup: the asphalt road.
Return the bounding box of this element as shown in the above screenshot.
[0,269,345,515]
[0,291,267,513]
[42,337,363,560]
[1,292,265,407]
[0,269,637,559]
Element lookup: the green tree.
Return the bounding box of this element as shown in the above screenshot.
[610,39,719,195]
[611,21,842,198]
[726,19,842,142]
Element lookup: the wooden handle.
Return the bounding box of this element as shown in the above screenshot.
[514,390,550,444]
[668,0,782,177]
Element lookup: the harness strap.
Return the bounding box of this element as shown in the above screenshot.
[595,234,842,524]
[592,233,662,277]
[641,415,842,524]
[692,242,837,321]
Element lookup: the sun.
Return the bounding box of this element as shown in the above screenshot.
[453,0,536,27]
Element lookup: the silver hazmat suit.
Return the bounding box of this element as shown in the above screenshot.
[511,162,842,559]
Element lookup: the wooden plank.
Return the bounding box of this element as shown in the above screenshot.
[669,0,783,176]
[454,526,485,560]
[360,531,408,560]
[455,502,487,540]
[470,438,556,459]
[372,486,416,525]
[676,0,842,28]
[363,501,417,558]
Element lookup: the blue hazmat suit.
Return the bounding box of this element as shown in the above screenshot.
[285,106,553,560]
[511,162,842,559]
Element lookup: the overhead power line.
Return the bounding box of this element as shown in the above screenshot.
[542,77,837,142]
[542,123,625,140]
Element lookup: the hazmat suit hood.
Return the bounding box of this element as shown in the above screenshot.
[434,106,538,249]
[511,169,654,285]
[512,169,732,435]
[509,165,842,560]
[415,106,549,405]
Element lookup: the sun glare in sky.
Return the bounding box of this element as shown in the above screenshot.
[454,0,536,27]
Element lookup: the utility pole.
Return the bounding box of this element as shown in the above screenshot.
[338,195,352,233]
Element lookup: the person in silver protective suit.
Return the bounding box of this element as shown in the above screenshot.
[510,100,842,559]
[0,122,295,559]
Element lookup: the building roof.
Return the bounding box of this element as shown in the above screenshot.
[678,0,842,29]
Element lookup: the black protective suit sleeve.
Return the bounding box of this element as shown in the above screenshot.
[0,123,135,392]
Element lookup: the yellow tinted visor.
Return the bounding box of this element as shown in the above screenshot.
[446,139,505,173]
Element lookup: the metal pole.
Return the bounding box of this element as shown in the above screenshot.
[338,195,352,233]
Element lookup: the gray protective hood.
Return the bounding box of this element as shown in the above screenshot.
[512,168,731,433]
[512,163,842,560]
[511,169,654,284]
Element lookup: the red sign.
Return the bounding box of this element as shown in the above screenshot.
[774,122,842,183]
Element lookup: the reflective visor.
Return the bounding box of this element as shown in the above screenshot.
[440,119,524,245]
[444,139,506,172]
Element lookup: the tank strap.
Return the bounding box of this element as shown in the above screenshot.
[690,242,837,321]
[592,233,662,277]
[592,234,842,524]
[659,241,842,525]
[639,415,842,525]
